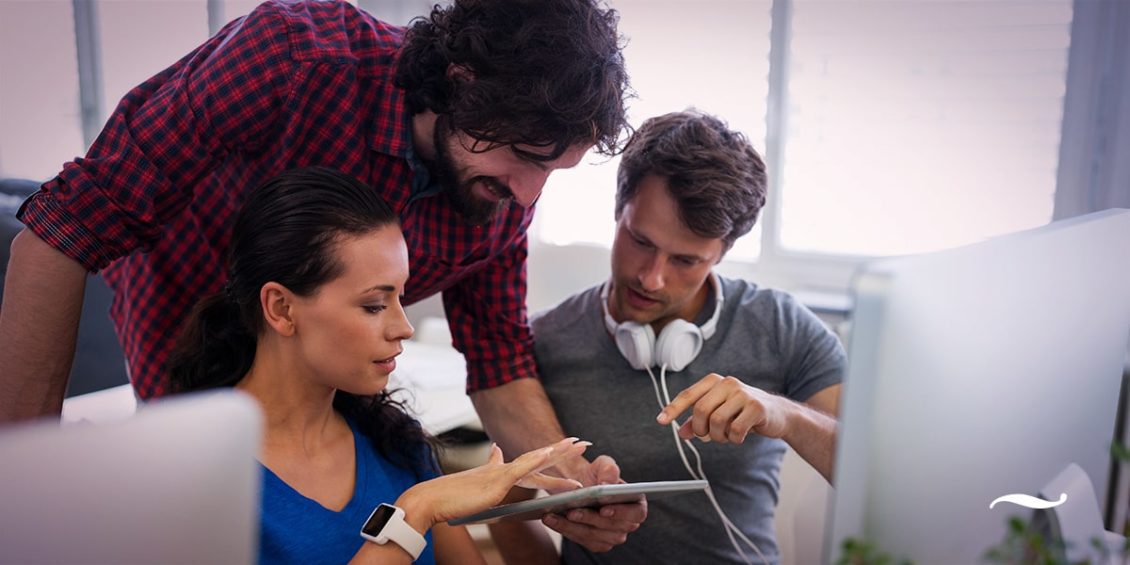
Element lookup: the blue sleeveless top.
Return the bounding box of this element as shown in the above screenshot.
[258,421,437,564]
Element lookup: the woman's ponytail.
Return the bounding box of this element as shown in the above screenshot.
[167,292,257,393]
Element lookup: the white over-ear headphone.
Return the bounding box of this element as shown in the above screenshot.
[601,273,723,372]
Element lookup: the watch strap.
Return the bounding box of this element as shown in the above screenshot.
[360,504,426,560]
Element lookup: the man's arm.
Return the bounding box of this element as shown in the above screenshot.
[0,229,88,421]
[446,228,646,552]
[472,382,564,564]
[444,232,579,463]
[786,384,840,483]
[471,378,569,456]
[472,379,647,553]
[657,376,841,482]
[4,4,301,412]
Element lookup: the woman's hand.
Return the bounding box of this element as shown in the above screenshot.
[395,437,590,532]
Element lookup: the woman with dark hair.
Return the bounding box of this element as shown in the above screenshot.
[168,166,587,564]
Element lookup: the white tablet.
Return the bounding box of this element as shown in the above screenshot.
[447,480,709,525]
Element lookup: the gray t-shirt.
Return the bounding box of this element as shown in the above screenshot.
[533,276,845,565]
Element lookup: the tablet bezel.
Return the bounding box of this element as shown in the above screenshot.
[447,480,709,525]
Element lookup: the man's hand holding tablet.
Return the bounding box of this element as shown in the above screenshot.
[542,454,649,552]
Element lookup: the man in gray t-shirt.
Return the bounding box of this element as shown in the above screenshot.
[529,110,844,564]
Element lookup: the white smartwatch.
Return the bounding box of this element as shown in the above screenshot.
[359,503,427,560]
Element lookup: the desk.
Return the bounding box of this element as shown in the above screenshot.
[61,383,136,425]
[62,340,481,435]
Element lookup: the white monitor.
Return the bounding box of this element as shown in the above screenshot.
[0,390,262,564]
[826,209,1130,564]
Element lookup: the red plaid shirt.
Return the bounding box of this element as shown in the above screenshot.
[18,0,538,399]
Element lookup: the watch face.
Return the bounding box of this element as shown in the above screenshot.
[361,504,397,537]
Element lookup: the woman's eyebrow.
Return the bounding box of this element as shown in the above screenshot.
[359,284,397,295]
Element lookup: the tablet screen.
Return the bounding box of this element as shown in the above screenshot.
[447,480,709,525]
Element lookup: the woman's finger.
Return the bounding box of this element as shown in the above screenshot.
[535,439,591,474]
[503,441,563,478]
[517,471,583,492]
[502,438,591,483]
[487,443,504,465]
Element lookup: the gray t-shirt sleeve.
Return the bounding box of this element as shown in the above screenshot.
[769,290,845,402]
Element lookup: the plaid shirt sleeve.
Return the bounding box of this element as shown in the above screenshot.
[17,4,295,270]
[442,231,539,393]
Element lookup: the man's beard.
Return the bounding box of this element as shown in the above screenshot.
[428,117,510,226]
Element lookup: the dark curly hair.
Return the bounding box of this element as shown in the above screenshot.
[395,0,631,158]
[616,110,768,253]
[166,167,435,477]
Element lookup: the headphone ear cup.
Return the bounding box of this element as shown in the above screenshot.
[614,322,656,370]
[655,319,704,372]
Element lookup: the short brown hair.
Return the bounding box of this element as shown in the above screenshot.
[615,110,767,252]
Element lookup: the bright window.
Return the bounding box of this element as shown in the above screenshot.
[534,0,773,262]
[534,0,1076,283]
[778,0,1072,257]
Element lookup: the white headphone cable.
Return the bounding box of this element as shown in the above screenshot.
[677,429,766,565]
[659,365,767,565]
[644,367,704,484]
[647,365,769,565]
[649,364,754,565]
[661,366,767,565]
